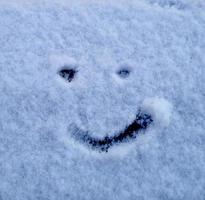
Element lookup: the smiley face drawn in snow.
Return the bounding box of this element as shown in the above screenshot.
[54,58,172,153]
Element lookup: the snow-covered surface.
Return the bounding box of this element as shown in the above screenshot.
[0,0,205,199]
[141,97,173,127]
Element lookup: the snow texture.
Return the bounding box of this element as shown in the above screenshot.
[0,0,205,199]
[141,97,173,127]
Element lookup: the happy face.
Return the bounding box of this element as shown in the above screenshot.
[50,55,172,153]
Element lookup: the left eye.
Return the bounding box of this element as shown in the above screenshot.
[58,67,77,82]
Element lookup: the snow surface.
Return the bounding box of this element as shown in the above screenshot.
[0,0,205,199]
[141,97,173,127]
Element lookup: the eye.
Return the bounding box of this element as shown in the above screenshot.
[117,66,131,79]
[58,67,77,82]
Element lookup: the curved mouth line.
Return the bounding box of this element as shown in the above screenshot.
[70,112,153,152]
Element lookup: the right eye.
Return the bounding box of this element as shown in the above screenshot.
[58,67,77,82]
[116,66,132,79]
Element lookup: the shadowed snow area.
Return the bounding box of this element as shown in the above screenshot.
[0,0,205,199]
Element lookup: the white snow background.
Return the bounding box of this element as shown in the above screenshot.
[0,0,205,199]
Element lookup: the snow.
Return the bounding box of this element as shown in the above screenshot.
[141,97,173,127]
[0,0,205,199]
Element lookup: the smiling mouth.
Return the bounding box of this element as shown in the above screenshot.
[70,112,153,152]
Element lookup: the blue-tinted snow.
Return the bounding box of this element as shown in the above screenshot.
[0,0,205,199]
